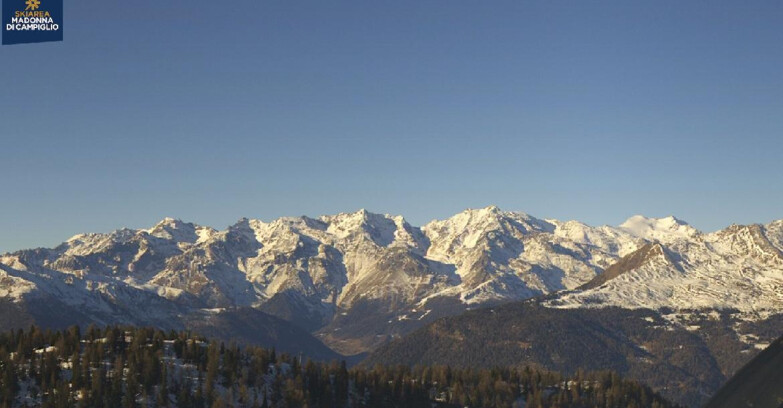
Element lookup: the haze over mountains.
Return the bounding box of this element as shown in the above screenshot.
[1,206,782,405]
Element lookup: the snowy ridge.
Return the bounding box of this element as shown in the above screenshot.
[619,215,699,244]
[1,207,782,352]
[550,222,783,317]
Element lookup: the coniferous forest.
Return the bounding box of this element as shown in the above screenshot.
[0,325,679,408]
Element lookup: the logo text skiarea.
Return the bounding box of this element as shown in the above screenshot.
[2,0,63,44]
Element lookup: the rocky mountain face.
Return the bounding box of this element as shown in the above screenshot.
[359,211,783,406]
[550,218,783,317]
[0,206,651,353]
[0,208,619,351]
[1,207,783,380]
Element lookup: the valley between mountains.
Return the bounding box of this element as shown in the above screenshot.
[2,206,783,406]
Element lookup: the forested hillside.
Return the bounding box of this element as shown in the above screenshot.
[363,303,782,407]
[0,325,678,408]
[704,335,783,408]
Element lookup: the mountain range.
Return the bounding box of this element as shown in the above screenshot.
[1,206,782,405]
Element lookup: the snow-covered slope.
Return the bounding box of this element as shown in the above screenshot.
[550,220,783,318]
[619,215,700,243]
[1,207,781,354]
[421,206,642,304]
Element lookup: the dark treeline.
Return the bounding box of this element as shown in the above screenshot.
[0,325,679,408]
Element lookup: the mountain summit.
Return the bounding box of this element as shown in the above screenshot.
[1,207,782,356]
[619,214,700,243]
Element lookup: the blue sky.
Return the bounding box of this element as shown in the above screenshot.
[1,1,782,252]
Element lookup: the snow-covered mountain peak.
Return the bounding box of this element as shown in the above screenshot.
[707,223,783,264]
[425,206,551,234]
[320,210,410,247]
[65,232,97,244]
[764,220,783,252]
[5,208,783,355]
[62,228,138,254]
[319,209,365,225]
[156,217,178,225]
[147,218,202,243]
[550,217,783,315]
[619,215,700,243]
[261,215,323,233]
[481,204,501,214]
[545,219,640,256]
[227,218,260,240]
[767,219,783,228]
[467,205,509,218]
[421,207,562,267]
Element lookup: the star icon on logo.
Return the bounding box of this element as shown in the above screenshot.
[25,0,41,11]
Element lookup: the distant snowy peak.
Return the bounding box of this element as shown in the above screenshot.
[710,223,783,262]
[764,219,783,252]
[548,220,641,257]
[552,218,783,315]
[6,206,783,342]
[619,215,700,243]
[320,209,421,248]
[147,217,215,243]
[423,206,553,250]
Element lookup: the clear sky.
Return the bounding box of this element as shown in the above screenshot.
[1,0,782,253]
